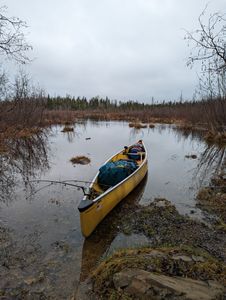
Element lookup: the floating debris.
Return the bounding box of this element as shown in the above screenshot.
[70,156,91,165]
[129,122,147,129]
[185,154,197,159]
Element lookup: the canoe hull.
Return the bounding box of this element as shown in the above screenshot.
[80,159,148,237]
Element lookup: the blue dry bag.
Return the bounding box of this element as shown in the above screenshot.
[98,159,137,189]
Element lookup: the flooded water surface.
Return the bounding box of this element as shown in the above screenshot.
[0,121,221,298]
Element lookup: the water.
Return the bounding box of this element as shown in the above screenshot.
[0,121,222,298]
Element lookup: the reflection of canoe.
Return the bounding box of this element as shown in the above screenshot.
[79,174,148,283]
[78,140,148,237]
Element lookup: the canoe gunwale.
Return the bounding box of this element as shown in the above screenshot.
[79,142,147,211]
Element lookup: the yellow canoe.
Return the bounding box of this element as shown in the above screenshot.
[78,140,148,237]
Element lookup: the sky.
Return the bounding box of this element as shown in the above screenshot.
[4,0,226,102]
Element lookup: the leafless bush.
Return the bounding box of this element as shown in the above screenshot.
[0,70,46,132]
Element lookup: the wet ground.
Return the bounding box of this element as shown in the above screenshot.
[0,121,225,299]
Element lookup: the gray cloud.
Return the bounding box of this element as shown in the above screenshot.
[4,0,226,101]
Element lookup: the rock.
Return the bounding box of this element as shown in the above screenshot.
[24,272,44,285]
[172,255,193,262]
[145,250,166,258]
[24,277,36,285]
[154,198,172,208]
[75,281,93,300]
[191,255,205,262]
[125,277,150,295]
[113,269,132,289]
[113,268,224,299]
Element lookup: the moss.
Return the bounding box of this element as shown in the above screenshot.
[116,198,226,265]
[109,290,132,300]
[215,219,226,232]
[91,246,226,299]
[197,187,213,201]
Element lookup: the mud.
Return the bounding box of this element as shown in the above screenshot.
[86,199,226,299]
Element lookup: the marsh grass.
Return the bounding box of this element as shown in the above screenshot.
[128,122,147,129]
[61,126,74,132]
[197,173,226,223]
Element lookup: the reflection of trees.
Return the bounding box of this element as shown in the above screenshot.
[0,132,49,203]
[79,175,148,283]
[196,145,225,181]
[173,125,225,180]
[62,130,76,143]
[172,125,204,144]
[129,127,145,140]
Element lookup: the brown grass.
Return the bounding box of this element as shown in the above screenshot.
[128,122,147,129]
[197,173,226,223]
[204,131,226,145]
[43,110,76,126]
[61,126,74,132]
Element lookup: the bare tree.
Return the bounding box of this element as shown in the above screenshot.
[0,69,9,100]
[13,69,31,99]
[0,5,32,64]
[185,5,226,97]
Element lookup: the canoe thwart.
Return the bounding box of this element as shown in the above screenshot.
[126,152,146,155]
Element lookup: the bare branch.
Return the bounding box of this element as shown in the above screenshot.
[185,5,226,97]
[0,6,32,64]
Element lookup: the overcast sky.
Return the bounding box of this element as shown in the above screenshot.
[4,0,226,102]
